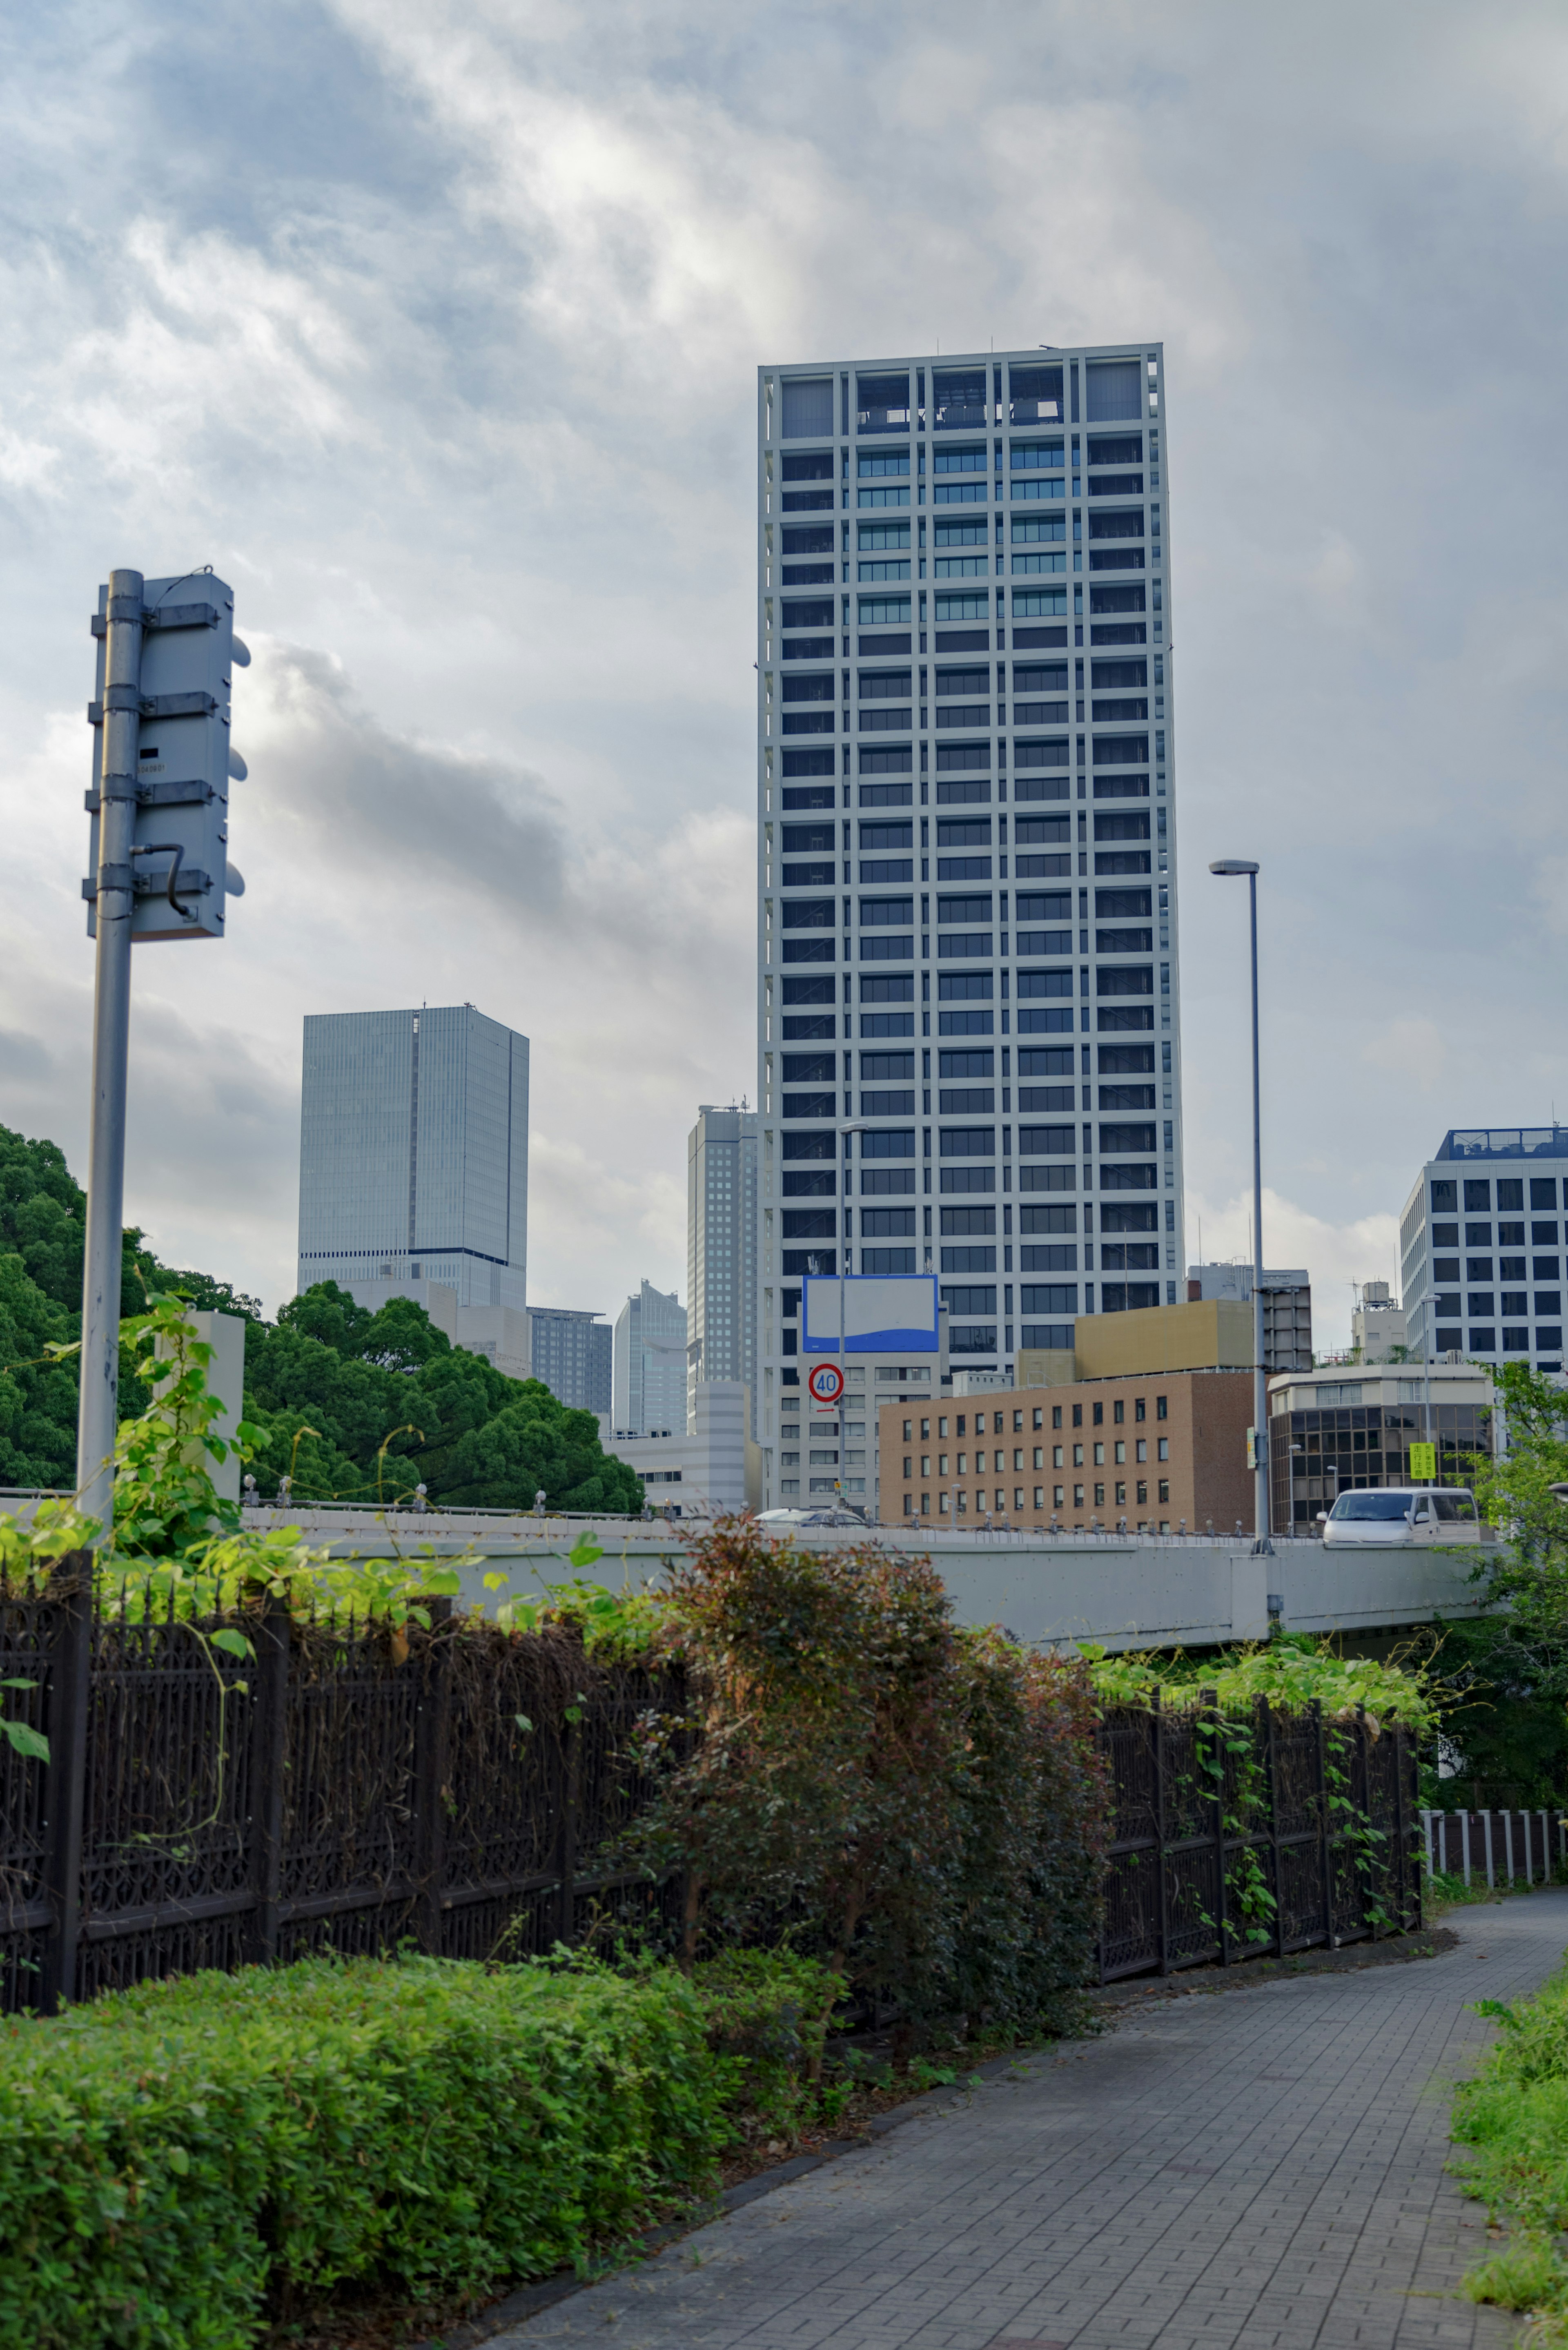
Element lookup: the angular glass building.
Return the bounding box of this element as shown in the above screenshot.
[296,1004,528,1311]
[755,345,1185,1503]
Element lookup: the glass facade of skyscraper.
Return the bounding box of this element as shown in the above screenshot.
[296,1004,528,1311]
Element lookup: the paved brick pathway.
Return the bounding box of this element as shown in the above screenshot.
[502,1892,1568,2350]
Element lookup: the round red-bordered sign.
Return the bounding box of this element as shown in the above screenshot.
[806,1362,845,1406]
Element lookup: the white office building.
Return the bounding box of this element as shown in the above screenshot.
[1352,1281,1408,1365]
[1400,1128,1568,1374]
[757,345,1185,1505]
[297,1004,528,1310]
[687,1104,759,1430]
[612,1281,688,1436]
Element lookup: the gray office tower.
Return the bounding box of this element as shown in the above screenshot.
[688,1104,759,1429]
[528,1308,611,1414]
[297,1005,528,1309]
[756,346,1185,1480]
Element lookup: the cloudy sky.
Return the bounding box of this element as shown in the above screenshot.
[2,0,1565,1348]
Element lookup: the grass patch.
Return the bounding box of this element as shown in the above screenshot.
[1452,1965,1568,2338]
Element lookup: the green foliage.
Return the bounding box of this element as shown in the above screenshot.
[0,1123,224,1489]
[1409,1364,1568,1804]
[688,1949,842,2135]
[1450,1965,1568,2336]
[0,1119,640,1516]
[1079,1632,1439,1737]
[1419,1613,1568,1806]
[0,1952,744,2349]
[245,1280,642,1514]
[626,1520,1107,2031]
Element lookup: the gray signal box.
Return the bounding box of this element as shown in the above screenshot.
[85,571,248,943]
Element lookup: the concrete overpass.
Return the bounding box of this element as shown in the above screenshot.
[219,1503,1495,1653]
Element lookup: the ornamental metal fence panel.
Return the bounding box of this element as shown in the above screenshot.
[0,1562,686,2014]
[1096,1692,1420,1982]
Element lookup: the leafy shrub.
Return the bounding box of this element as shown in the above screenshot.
[0,1953,748,2350]
[689,1949,842,2135]
[1452,1969,1568,2335]
[626,1521,1107,2033]
[1080,1632,1437,1736]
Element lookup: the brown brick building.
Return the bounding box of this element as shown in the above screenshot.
[876,1367,1254,1532]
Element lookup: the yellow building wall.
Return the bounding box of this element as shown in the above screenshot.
[1069,1299,1254,1381]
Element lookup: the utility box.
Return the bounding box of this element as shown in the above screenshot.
[86,573,245,943]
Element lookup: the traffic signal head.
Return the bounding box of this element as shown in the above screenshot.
[86,570,247,943]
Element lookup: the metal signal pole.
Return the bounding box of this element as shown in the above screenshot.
[76,570,145,1526]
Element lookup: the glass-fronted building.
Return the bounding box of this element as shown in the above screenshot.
[1400,1128,1568,1375]
[1268,1363,1495,1532]
[755,344,1185,1504]
[296,1004,528,1311]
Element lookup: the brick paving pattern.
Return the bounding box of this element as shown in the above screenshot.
[499,1893,1568,2350]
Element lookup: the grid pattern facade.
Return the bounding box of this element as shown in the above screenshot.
[687,1105,759,1430]
[528,1308,610,1414]
[1399,1128,1568,1374]
[756,344,1186,1488]
[296,1004,528,1311]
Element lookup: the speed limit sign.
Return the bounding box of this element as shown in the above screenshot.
[807,1362,845,1407]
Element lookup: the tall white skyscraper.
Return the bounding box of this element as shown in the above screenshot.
[296,1004,528,1309]
[687,1104,759,1429]
[612,1281,688,1435]
[755,345,1185,1494]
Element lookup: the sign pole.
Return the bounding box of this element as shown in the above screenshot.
[76,569,145,1527]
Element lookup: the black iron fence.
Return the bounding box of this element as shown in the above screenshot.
[0,1568,1424,2011]
[1096,1693,1421,1980]
[0,1563,683,2013]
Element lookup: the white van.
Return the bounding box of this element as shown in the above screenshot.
[1318,1487,1483,1547]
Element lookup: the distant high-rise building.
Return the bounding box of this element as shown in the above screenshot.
[756,342,1184,1503]
[528,1307,611,1414]
[1186,1262,1312,1373]
[687,1104,758,1430]
[296,1004,528,1310]
[612,1281,688,1436]
[1400,1127,1568,1374]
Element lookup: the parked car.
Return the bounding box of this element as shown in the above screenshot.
[1317,1487,1483,1546]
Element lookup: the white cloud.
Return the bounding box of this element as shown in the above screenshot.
[1187,1186,1402,1354]
[0,0,1566,1335]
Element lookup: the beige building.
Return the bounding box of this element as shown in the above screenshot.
[878,1366,1253,1532]
[1016,1295,1252,1390]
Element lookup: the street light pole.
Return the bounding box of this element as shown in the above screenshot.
[1209,858,1273,1555]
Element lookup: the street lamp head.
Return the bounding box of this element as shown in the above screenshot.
[1209,859,1260,877]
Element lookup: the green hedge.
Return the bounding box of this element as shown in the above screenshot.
[0,1954,748,2350]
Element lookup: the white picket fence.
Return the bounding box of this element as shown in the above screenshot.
[1421,1806,1566,1888]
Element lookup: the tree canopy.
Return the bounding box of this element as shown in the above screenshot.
[0,1122,641,1515]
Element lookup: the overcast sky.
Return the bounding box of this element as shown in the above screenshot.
[2,0,1565,1349]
